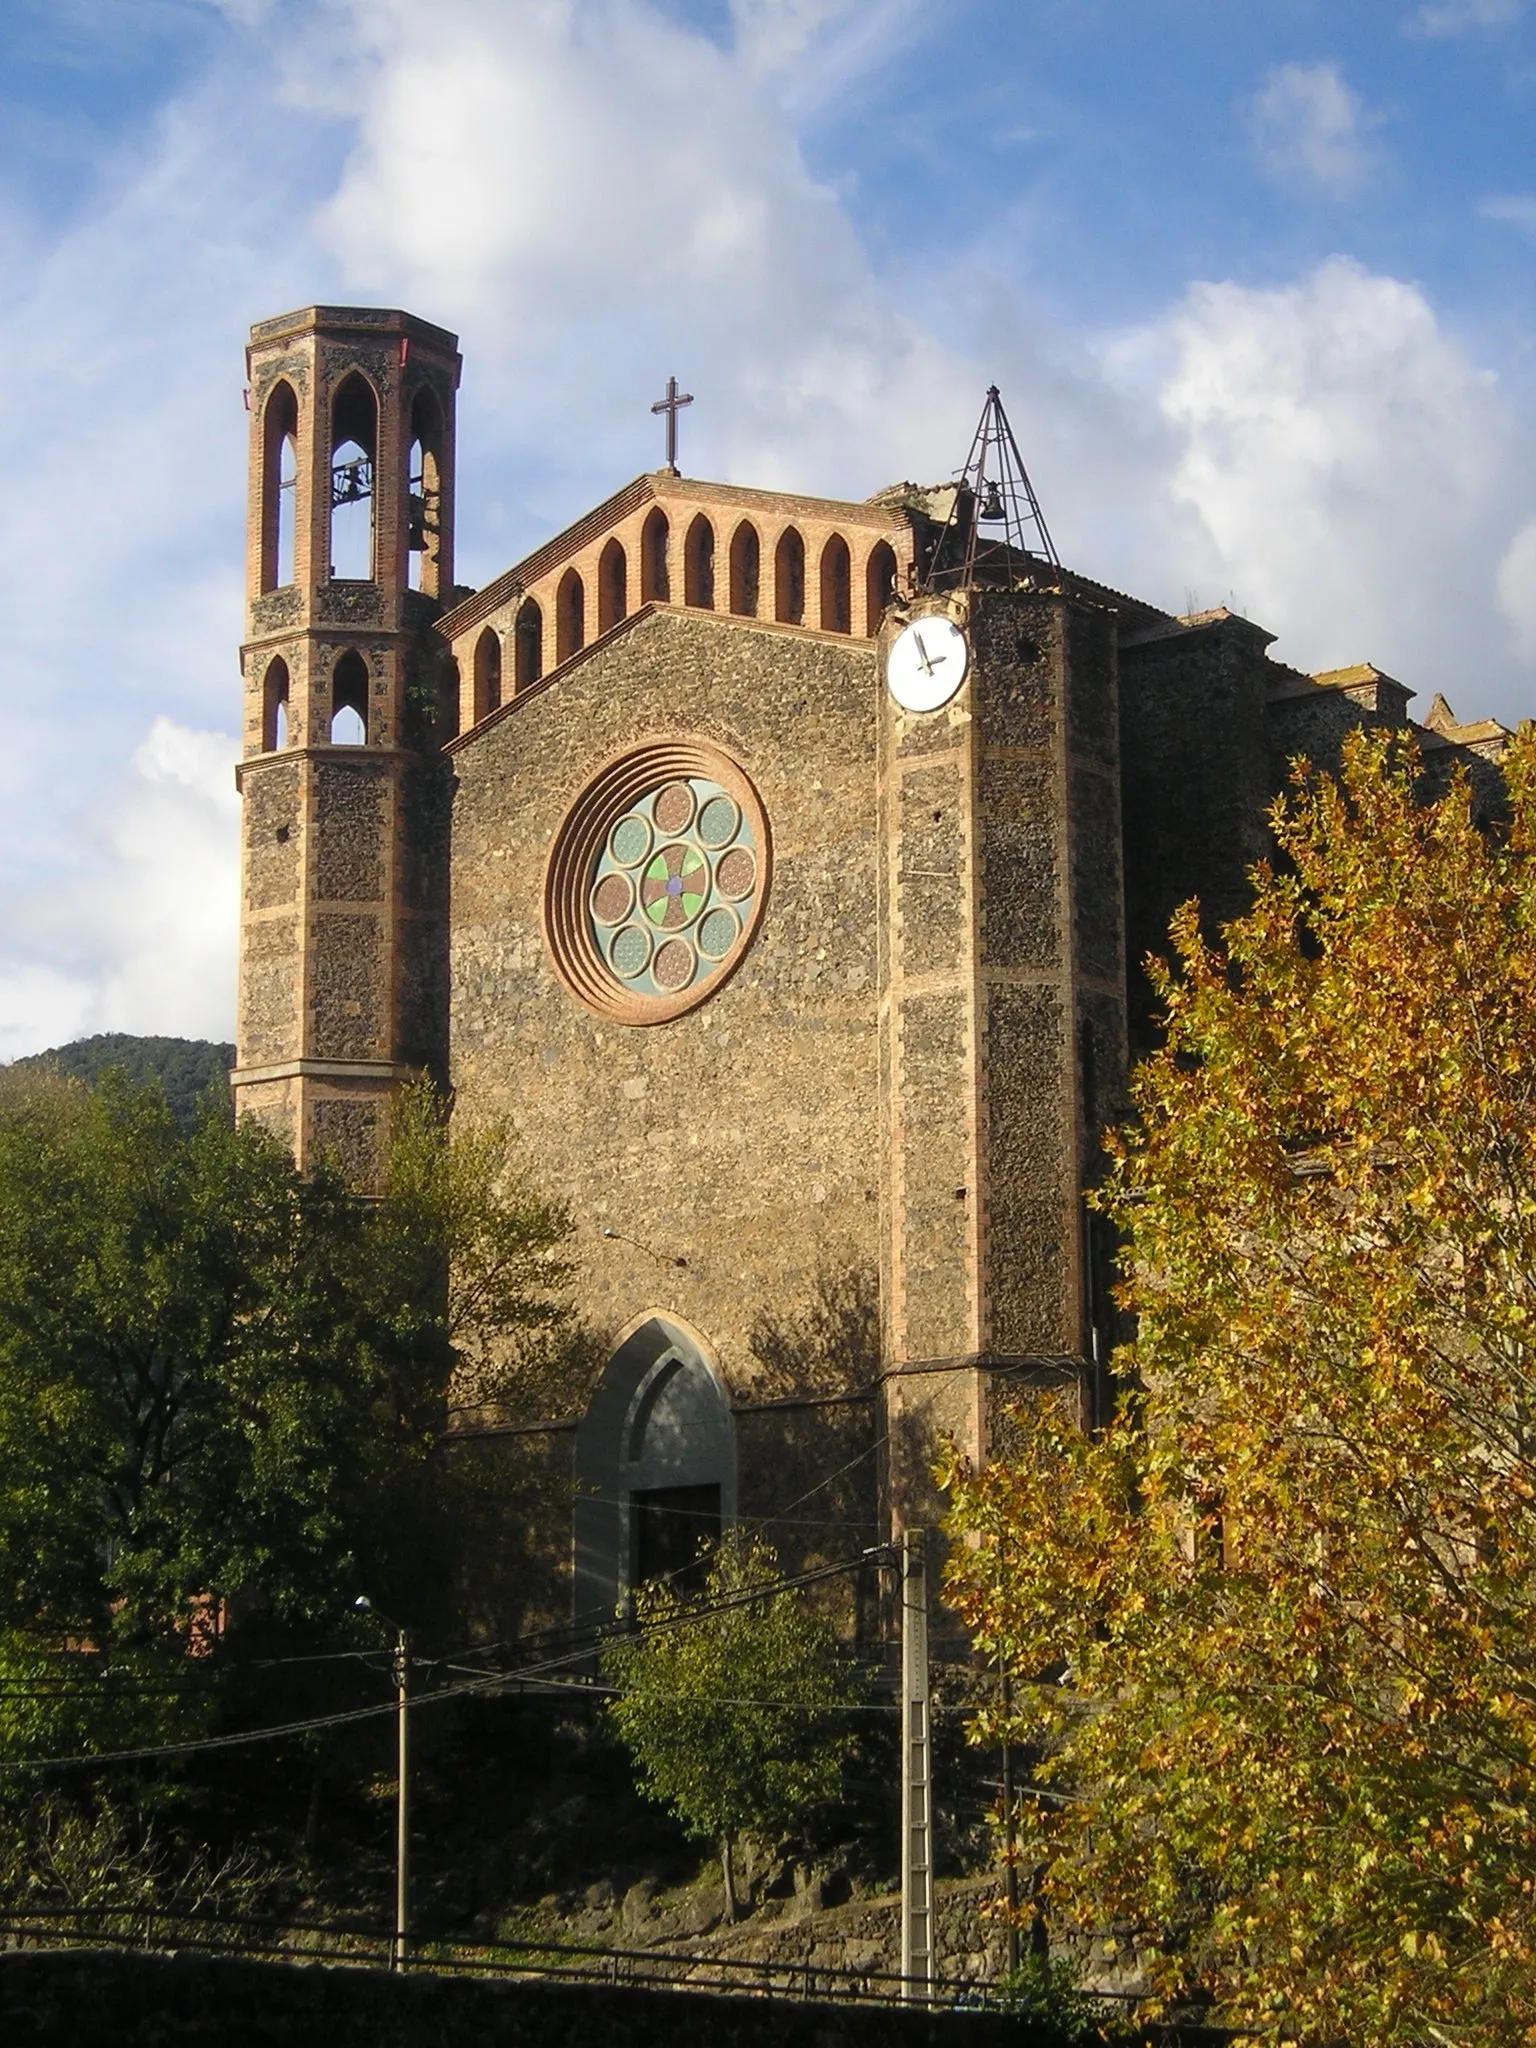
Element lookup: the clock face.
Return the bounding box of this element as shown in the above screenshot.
[885,614,969,714]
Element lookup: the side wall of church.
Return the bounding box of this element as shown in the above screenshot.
[1117,616,1279,1049]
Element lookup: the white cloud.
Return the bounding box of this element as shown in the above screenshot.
[304,5,1535,715]
[1498,519,1536,656]
[0,43,320,1057]
[194,0,276,23]
[1099,257,1536,720]
[726,0,920,113]
[0,719,239,1064]
[1479,193,1536,232]
[1406,0,1522,36]
[729,0,862,76]
[0,968,105,1070]
[304,0,972,528]
[1248,61,1377,199]
[86,718,241,1038]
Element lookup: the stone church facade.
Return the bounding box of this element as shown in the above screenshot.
[231,304,1509,1635]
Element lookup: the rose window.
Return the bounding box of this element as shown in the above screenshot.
[590,778,759,999]
[545,744,769,1023]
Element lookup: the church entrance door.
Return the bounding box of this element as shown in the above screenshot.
[631,1482,722,1594]
[573,1316,735,1629]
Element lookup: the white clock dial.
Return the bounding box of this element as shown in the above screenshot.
[885,615,969,714]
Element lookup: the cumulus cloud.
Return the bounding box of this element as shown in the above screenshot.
[304,0,973,544]
[1100,257,1536,716]
[1406,0,1523,36]
[0,718,239,1064]
[729,0,864,74]
[84,718,241,1037]
[1248,61,1378,198]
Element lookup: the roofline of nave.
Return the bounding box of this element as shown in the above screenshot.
[437,469,919,643]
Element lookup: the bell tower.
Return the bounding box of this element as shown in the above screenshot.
[877,393,1129,1529]
[231,306,461,1183]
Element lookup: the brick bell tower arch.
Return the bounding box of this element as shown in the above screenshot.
[232,307,461,1183]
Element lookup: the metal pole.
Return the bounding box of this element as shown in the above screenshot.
[1000,1669,1020,1976]
[900,1527,933,2004]
[394,1625,410,1972]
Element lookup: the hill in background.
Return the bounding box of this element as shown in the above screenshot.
[11,1034,235,1131]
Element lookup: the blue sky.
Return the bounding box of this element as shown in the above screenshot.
[0,0,1533,1055]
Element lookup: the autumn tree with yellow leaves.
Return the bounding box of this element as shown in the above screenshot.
[945,729,1536,2043]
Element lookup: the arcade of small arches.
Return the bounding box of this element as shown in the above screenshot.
[457,508,902,730]
[255,367,449,601]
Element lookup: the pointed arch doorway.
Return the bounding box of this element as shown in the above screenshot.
[573,1315,735,1627]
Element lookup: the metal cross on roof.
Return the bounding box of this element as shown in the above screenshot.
[651,376,694,475]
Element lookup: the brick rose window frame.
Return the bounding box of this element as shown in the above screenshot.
[543,737,772,1025]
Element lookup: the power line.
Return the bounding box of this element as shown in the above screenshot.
[0,1665,514,1774]
[447,1669,897,1714]
[757,1432,887,1524]
[0,1551,895,1776]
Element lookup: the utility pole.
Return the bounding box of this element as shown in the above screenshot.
[901,1527,934,2004]
[355,1597,413,1973]
[1000,1668,1020,1975]
[393,1623,410,1973]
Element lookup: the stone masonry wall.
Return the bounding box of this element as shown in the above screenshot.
[447,607,884,1405]
[1117,617,1275,1050]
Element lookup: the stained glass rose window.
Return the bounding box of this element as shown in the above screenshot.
[545,744,769,1022]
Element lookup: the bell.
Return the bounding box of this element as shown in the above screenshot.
[978,479,1005,522]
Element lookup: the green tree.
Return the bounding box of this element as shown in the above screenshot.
[0,1068,571,1762]
[604,1533,866,1917]
[944,729,1536,2044]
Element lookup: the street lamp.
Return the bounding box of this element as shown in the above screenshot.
[354,1595,411,1973]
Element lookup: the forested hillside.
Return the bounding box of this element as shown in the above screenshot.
[12,1034,234,1130]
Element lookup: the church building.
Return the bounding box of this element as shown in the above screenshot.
[231,305,1510,1634]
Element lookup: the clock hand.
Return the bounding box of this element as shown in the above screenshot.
[911,629,938,677]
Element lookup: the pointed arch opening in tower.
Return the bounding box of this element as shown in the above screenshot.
[329,373,378,583]
[728,521,760,618]
[556,568,585,664]
[515,597,544,691]
[473,626,502,723]
[598,537,628,634]
[865,541,898,635]
[260,381,299,593]
[684,513,715,609]
[774,527,805,624]
[261,656,290,753]
[330,649,369,744]
[641,507,670,603]
[407,386,445,596]
[820,533,851,633]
